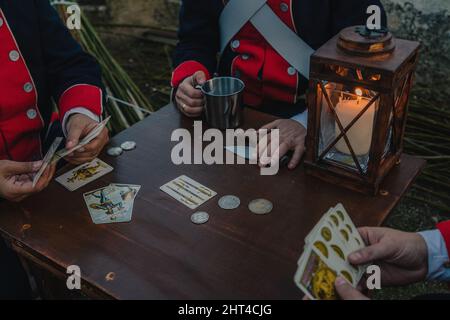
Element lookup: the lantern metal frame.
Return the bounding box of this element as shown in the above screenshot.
[304,26,421,195]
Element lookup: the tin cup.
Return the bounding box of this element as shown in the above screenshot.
[196,77,245,129]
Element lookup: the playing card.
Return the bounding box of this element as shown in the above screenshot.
[32,137,63,187]
[294,203,368,299]
[110,184,141,202]
[83,186,132,225]
[304,207,335,245]
[307,222,362,285]
[56,158,113,191]
[160,175,216,210]
[294,247,342,300]
[332,203,366,252]
[224,146,256,161]
[53,116,110,162]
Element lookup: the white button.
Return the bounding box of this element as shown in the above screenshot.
[23,82,33,93]
[242,54,249,60]
[27,109,37,120]
[9,50,20,62]
[287,66,297,75]
[280,3,289,12]
[231,40,240,49]
[0,18,4,28]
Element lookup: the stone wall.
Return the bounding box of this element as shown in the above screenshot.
[387,0,450,13]
[89,0,449,33]
[104,0,179,30]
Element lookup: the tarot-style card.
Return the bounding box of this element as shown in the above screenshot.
[56,158,113,191]
[160,175,216,210]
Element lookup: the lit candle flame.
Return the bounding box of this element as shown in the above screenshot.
[355,88,363,104]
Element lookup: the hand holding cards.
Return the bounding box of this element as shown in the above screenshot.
[294,204,366,300]
[53,116,110,163]
[32,137,63,187]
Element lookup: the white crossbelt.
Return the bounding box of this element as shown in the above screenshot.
[219,0,315,79]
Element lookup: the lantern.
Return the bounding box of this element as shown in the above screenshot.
[304,26,420,195]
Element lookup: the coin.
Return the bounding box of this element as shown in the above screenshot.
[191,212,209,225]
[248,199,273,215]
[121,141,137,151]
[218,195,241,210]
[107,147,123,157]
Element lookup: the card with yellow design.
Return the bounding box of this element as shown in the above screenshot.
[294,203,367,299]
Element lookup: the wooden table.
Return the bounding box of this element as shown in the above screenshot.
[0,105,425,300]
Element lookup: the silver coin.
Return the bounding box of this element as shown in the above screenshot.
[248,199,273,215]
[218,195,241,210]
[107,147,123,157]
[121,141,137,151]
[191,212,209,225]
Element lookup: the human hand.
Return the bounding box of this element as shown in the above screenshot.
[0,160,56,202]
[258,119,307,169]
[349,227,428,286]
[334,277,370,300]
[65,114,109,165]
[175,71,206,117]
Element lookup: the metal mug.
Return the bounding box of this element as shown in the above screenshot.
[196,77,245,130]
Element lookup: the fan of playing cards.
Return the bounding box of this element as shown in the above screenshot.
[294,204,366,300]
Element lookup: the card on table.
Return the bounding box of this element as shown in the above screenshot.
[160,175,217,210]
[83,183,141,225]
[32,137,63,187]
[56,158,113,191]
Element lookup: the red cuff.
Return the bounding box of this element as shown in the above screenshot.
[58,84,103,120]
[437,221,450,256]
[171,60,211,88]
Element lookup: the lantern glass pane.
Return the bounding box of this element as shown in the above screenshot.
[318,82,380,173]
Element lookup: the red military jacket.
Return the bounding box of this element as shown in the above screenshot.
[0,1,103,162]
[438,221,450,257]
[172,0,385,116]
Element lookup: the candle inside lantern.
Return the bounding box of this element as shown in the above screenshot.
[334,89,375,156]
